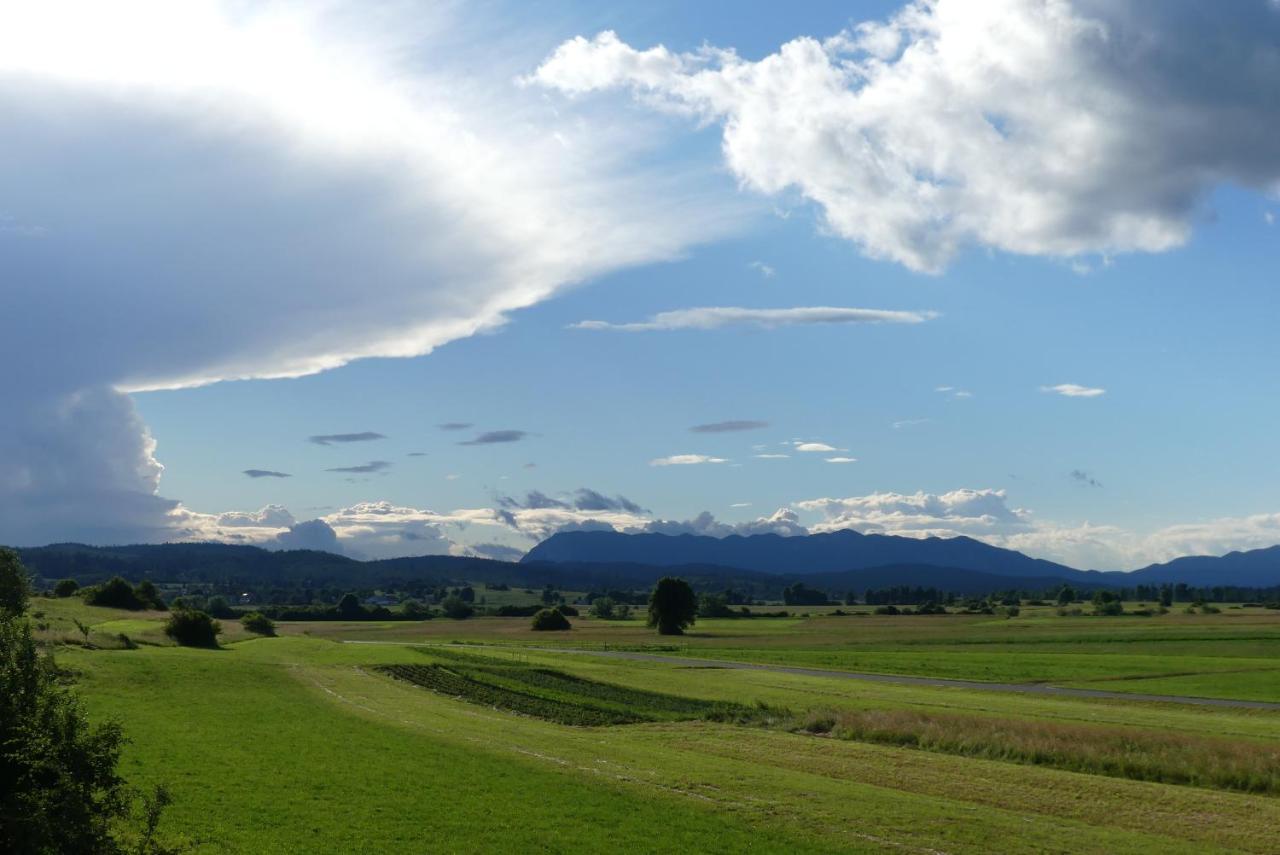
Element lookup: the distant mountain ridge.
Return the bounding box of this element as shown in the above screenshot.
[522,529,1092,579]
[1126,545,1280,587]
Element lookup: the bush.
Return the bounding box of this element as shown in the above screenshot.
[493,604,541,617]
[440,595,474,620]
[53,578,81,598]
[556,603,580,617]
[134,580,167,611]
[531,608,572,631]
[240,611,276,636]
[84,577,147,611]
[589,596,616,619]
[0,616,129,851]
[401,599,432,619]
[205,596,235,618]
[163,610,222,648]
[874,605,900,615]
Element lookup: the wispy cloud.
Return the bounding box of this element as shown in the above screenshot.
[753,453,790,459]
[690,420,768,433]
[825,457,858,464]
[730,502,752,508]
[935,386,973,400]
[572,306,937,332]
[324,460,392,474]
[650,454,728,466]
[1042,383,1106,398]
[748,260,775,278]
[459,430,529,445]
[308,432,386,446]
[242,469,291,479]
[1070,469,1103,488]
[892,418,930,429]
[437,422,473,431]
[407,452,428,457]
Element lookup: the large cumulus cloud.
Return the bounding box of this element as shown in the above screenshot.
[0,1,736,545]
[529,0,1280,272]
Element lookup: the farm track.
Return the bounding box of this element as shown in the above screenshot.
[341,641,1280,710]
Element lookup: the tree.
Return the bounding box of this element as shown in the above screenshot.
[1056,584,1075,605]
[54,578,81,598]
[336,593,363,619]
[134,580,167,611]
[1159,584,1174,608]
[0,616,128,852]
[697,593,734,618]
[85,577,147,611]
[0,547,32,616]
[204,596,235,618]
[401,599,431,619]
[163,609,222,647]
[589,596,615,619]
[647,577,697,636]
[531,608,571,631]
[440,595,474,620]
[240,612,276,636]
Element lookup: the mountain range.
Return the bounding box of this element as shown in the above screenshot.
[12,530,1280,592]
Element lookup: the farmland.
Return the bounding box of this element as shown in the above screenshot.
[30,596,1280,853]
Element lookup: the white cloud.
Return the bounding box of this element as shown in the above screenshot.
[531,4,1280,272]
[1042,383,1106,398]
[748,260,776,278]
[1265,211,1276,226]
[0,1,738,546]
[730,502,752,508]
[572,306,936,332]
[753,453,790,459]
[794,442,838,453]
[649,454,729,466]
[825,456,858,464]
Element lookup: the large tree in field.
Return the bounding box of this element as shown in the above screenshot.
[647,577,697,635]
[0,547,31,616]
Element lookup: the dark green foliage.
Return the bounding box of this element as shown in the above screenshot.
[1056,584,1075,605]
[85,577,149,611]
[589,596,615,619]
[555,603,579,617]
[697,593,734,618]
[874,605,900,615]
[239,612,276,636]
[134,580,167,611]
[336,593,362,619]
[54,578,81,598]
[531,608,571,631]
[440,595,474,620]
[400,599,431,619]
[493,604,541,617]
[0,547,32,616]
[380,652,763,726]
[204,596,234,618]
[782,583,830,606]
[0,616,128,853]
[647,577,697,635]
[163,610,222,648]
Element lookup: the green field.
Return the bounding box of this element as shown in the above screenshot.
[34,597,1280,853]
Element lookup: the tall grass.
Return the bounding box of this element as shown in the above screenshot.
[795,707,1280,794]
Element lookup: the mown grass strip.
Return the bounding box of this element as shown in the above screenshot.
[795,706,1280,795]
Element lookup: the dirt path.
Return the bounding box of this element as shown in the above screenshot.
[341,640,1280,711]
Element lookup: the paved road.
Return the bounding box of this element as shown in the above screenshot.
[342,640,1280,710]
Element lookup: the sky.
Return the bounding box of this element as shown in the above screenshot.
[2,0,1279,570]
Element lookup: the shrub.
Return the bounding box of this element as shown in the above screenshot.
[164,610,222,648]
[53,578,81,598]
[589,596,615,619]
[647,577,697,635]
[134,580,167,611]
[874,605,900,615]
[84,577,147,611]
[440,595,474,620]
[531,608,572,631]
[240,611,276,636]
[0,547,32,616]
[401,598,432,619]
[205,596,235,618]
[0,616,128,851]
[556,603,580,617]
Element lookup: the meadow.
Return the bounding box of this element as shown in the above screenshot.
[33,596,1280,853]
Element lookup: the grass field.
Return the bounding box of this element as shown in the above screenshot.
[32,596,1280,853]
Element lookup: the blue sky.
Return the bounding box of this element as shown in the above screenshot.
[3,1,1279,568]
